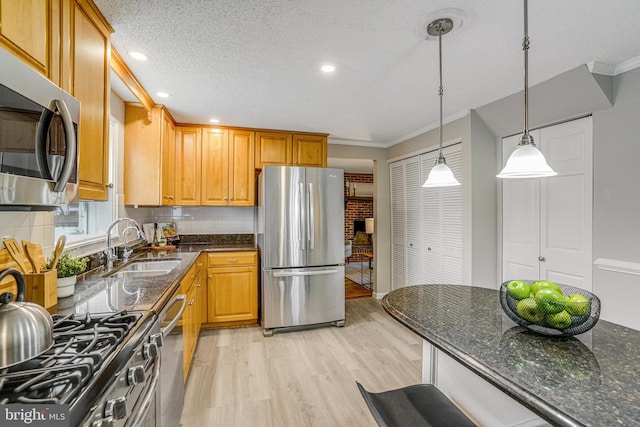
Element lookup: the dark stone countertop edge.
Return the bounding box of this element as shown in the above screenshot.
[382,291,584,427]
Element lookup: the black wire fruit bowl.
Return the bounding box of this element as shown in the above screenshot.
[500,280,601,337]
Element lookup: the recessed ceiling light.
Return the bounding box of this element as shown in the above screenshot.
[129,51,148,61]
[156,92,170,98]
[209,118,220,124]
[321,64,336,73]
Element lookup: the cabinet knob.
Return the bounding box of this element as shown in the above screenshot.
[223,197,227,200]
[229,197,233,200]
[228,258,238,262]
[538,256,546,262]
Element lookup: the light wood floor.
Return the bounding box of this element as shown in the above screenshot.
[181,297,422,427]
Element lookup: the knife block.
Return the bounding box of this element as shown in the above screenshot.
[24,269,58,309]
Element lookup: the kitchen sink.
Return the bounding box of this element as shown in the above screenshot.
[108,259,181,278]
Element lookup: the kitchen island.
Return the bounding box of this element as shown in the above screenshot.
[382,284,640,427]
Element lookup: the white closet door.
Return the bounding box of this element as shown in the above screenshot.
[539,117,593,291]
[390,161,407,289]
[405,157,425,285]
[501,133,541,282]
[442,145,463,284]
[501,117,592,291]
[421,151,442,283]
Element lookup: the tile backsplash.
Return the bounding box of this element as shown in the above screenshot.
[0,211,55,256]
[124,206,256,235]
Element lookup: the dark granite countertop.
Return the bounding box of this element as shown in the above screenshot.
[53,238,258,316]
[382,284,640,427]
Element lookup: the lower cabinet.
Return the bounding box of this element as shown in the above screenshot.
[206,251,258,326]
[182,254,205,380]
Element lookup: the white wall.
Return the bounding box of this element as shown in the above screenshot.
[592,67,640,330]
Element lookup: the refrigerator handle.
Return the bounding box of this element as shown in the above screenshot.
[299,182,306,250]
[273,268,339,277]
[308,182,315,250]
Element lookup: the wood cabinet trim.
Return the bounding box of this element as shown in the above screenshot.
[111,49,154,117]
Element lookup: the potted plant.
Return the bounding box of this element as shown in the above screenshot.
[47,252,89,298]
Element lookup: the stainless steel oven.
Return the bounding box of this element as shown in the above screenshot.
[0,47,79,208]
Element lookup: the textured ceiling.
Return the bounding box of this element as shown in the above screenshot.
[95,0,640,147]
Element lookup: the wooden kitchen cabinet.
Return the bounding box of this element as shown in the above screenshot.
[293,133,327,167]
[181,256,205,380]
[202,128,255,206]
[68,0,112,201]
[255,131,327,168]
[206,251,258,326]
[0,0,55,78]
[124,104,176,205]
[175,126,202,206]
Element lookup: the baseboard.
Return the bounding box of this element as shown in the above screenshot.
[373,291,387,299]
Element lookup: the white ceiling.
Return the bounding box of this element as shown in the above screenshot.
[95,0,640,148]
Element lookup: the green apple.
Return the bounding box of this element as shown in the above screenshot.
[516,298,545,323]
[565,294,590,316]
[506,280,531,300]
[535,288,566,314]
[545,310,573,329]
[530,280,563,295]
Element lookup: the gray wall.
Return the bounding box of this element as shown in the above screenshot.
[592,67,640,329]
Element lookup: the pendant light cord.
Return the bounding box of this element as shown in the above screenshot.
[522,0,531,143]
[437,22,445,162]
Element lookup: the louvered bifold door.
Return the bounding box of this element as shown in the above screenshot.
[441,145,463,284]
[390,161,407,289]
[405,157,425,285]
[420,151,443,284]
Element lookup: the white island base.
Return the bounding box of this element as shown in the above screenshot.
[422,341,550,427]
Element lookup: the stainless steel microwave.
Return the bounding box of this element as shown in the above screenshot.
[0,47,80,208]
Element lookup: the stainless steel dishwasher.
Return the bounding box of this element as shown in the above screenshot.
[158,289,187,427]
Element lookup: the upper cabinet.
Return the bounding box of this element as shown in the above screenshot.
[255,131,327,168]
[175,126,202,206]
[175,126,256,207]
[0,0,112,201]
[292,134,327,167]
[0,0,54,78]
[124,104,176,206]
[68,0,112,200]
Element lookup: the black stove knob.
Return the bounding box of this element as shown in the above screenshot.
[144,342,159,360]
[128,365,146,386]
[92,417,114,427]
[104,396,127,420]
[151,332,164,348]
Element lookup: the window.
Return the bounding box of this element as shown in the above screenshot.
[55,118,118,246]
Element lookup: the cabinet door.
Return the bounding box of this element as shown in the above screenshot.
[201,128,229,206]
[0,0,50,76]
[207,266,258,323]
[183,283,197,379]
[228,129,255,206]
[124,105,162,205]
[196,255,207,325]
[72,1,111,200]
[255,131,292,168]
[293,134,327,167]
[175,127,201,205]
[390,162,407,289]
[161,111,176,205]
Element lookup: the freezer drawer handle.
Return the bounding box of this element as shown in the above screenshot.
[273,269,339,277]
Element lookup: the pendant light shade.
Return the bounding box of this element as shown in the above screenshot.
[497,0,556,179]
[423,154,461,187]
[422,18,460,188]
[497,134,557,178]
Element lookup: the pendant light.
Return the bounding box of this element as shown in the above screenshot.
[497,0,557,179]
[422,18,461,188]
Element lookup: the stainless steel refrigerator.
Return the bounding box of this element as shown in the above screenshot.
[258,166,345,336]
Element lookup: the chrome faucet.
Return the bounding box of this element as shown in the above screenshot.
[105,218,145,267]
